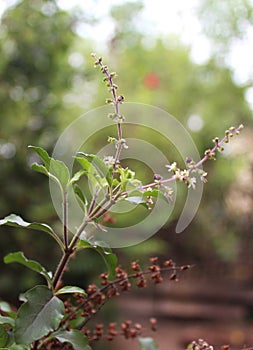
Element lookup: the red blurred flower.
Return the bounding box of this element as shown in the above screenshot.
[143,73,160,89]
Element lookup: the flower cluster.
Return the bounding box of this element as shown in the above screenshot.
[166,163,197,189]
[92,53,126,167]
[164,124,244,191]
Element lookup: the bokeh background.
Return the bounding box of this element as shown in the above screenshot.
[1,0,253,349]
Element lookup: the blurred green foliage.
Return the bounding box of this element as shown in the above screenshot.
[197,0,253,52]
[0,0,253,304]
[0,0,78,218]
[0,0,84,299]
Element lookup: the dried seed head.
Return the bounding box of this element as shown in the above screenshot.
[163,259,173,267]
[149,257,158,264]
[149,317,157,331]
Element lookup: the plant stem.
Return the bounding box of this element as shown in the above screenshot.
[52,249,73,289]
[87,196,110,219]
[63,190,68,249]
[92,54,124,169]
[87,188,100,215]
[52,191,120,289]
[31,340,39,350]
[114,123,123,168]
[90,199,116,220]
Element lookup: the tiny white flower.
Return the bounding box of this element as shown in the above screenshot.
[103,156,115,166]
[188,177,196,189]
[200,172,208,183]
[165,162,177,172]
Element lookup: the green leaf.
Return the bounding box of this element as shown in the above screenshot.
[29,146,70,189]
[75,157,92,173]
[0,214,53,235]
[0,302,16,320]
[125,196,146,205]
[50,158,70,189]
[50,330,92,350]
[4,252,52,288]
[77,153,113,187]
[30,163,49,177]
[28,146,51,168]
[73,184,88,212]
[31,162,59,186]
[0,315,15,327]
[0,325,9,347]
[55,286,87,296]
[14,285,65,345]
[69,170,86,185]
[117,167,138,192]
[78,240,117,279]
[5,344,29,350]
[0,302,12,314]
[138,337,159,350]
[0,214,64,251]
[77,240,91,249]
[75,157,105,190]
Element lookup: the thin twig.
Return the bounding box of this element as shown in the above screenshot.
[63,190,68,249]
[91,54,124,169]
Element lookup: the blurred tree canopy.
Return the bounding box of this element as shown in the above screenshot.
[197,0,253,52]
[0,0,78,218]
[0,0,90,298]
[1,0,253,301]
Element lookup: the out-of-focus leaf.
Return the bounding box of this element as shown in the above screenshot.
[138,337,159,350]
[0,302,16,320]
[8,345,29,350]
[0,315,15,327]
[0,325,9,347]
[0,302,12,314]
